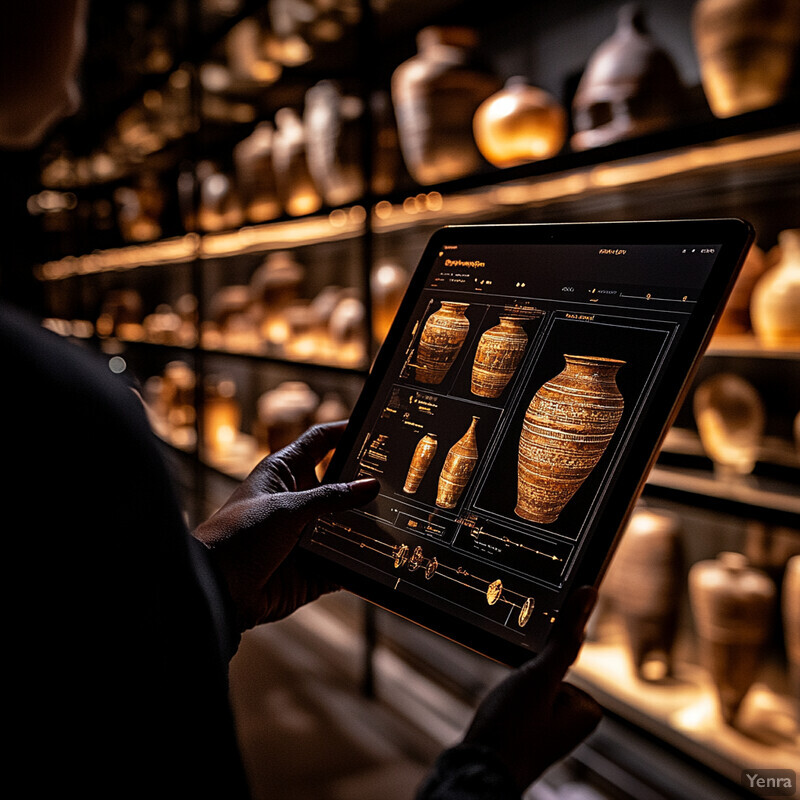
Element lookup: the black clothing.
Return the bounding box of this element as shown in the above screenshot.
[2,302,249,798]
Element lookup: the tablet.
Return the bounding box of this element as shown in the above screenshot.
[300,219,754,666]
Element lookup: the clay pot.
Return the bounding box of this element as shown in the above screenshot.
[437,417,480,509]
[196,162,244,232]
[233,122,281,223]
[304,80,365,207]
[391,26,501,184]
[249,250,304,310]
[415,301,470,384]
[516,355,625,524]
[254,381,319,453]
[471,315,529,398]
[688,551,776,725]
[473,77,567,168]
[692,0,800,118]
[784,556,800,708]
[750,228,800,347]
[404,433,438,494]
[604,508,684,680]
[715,244,767,336]
[272,107,322,216]
[693,373,764,476]
[571,4,690,151]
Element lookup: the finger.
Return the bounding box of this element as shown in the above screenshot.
[288,477,380,527]
[278,421,349,470]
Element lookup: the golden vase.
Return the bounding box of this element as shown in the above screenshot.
[415,301,470,384]
[471,316,529,398]
[516,355,625,523]
[436,417,479,509]
[403,433,438,494]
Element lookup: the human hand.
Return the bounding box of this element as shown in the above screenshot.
[193,421,379,630]
[461,586,602,792]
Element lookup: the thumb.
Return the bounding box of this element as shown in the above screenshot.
[291,477,380,526]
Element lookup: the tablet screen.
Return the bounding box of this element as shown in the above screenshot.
[301,221,752,662]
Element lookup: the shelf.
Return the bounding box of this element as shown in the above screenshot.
[571,641,800,796]
[34,116,800,279]
[644,464,800,528]
[707,335,800,361]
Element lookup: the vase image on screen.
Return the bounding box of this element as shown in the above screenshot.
[415,301,470,384]
[471,315,529,398]
[403,433,438,493]
[437,416,480,508]
[516,354,625,523]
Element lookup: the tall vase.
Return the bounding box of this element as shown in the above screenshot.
[272,107,322,217]
[471,316,529,398]
[304,80,365,207]
[437,417,479,509]
[784,555,800,712]
[391,26,501,185]
[415,301,470,384]
[233,122,281,223]
[692,0,800,118]
[403,433,438,494]
[688,551,776,725]
[604,508,683,680]
[516,355,625,523]
[750,228,800,347]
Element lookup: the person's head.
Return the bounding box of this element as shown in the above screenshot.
[0,1,88,150]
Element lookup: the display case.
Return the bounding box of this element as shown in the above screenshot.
[14,0,799,797]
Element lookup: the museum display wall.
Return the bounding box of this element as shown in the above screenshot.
[5,1,798,797]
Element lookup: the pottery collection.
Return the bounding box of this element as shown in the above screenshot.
[688,551,777,725]
[693,372,765,476]
[750,228,800,347]
[437,416,480,509]
[604,508,684,680]
[415,301,471,384]
[391,26,501,184]
[692,0,800,118]
[473,77,567,167]
[571,4,690,151]
[516,355,625,523]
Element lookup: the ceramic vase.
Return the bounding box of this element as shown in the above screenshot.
[254,381,319,453]
[784,556,800,710]
[437,417,479,509]
[304,80,365,207]
[415,301,470,384]
[471,316,529,398]
[233,122,281,223]
[715,244,767,336]
[605,508,684,680]
[516,355,625,523]
[571,4,690,151]
[688,551,776,725]
[750,228,800,347]
[404,433,438,494]
[693,373,764,476]
[692,0,800,118]
[272,107,322,217]
[196,162,244,232]
[391,26,501,185]
[473,77,567,167]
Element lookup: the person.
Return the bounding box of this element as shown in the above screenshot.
[1,2,602,797]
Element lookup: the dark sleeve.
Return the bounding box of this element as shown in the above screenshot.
[416,744,522,800]
[1,303,250,797]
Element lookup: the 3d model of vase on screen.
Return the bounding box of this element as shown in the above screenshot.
[516,354,625,524]
[471,315,529,398]
[415,301,471,384]
[403,433,438,494]
[437,416,480,509]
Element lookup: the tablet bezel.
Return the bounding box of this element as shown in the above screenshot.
[300,218,755,666]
